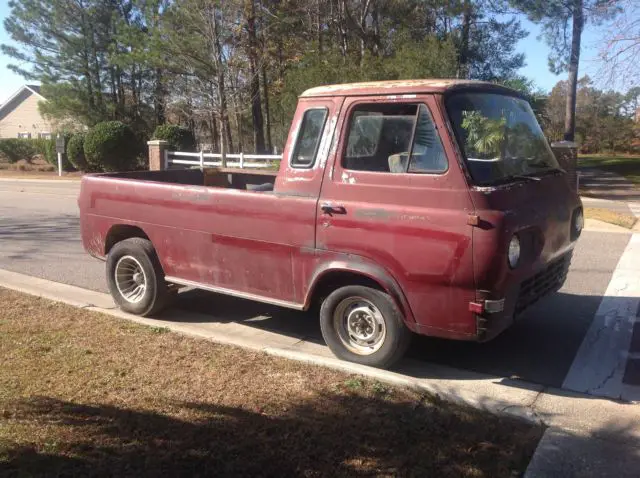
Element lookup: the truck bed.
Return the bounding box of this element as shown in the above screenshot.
[98,168,277,191]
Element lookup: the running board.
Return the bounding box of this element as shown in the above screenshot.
[164,276,305,311]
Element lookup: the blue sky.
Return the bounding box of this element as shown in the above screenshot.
[0,4,607,104]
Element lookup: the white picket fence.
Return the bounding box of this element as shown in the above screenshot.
[165,150,282,170]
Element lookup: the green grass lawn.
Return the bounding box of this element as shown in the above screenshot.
[578,154,640,185]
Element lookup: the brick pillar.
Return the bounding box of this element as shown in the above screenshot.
[148,140,169,171]
[551,141,578,191]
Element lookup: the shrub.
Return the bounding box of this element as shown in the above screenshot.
[84,121,139,172]
[33,134,74,171]
[67,133,88,171]
[0,139,37,163]
[152,124,197,152]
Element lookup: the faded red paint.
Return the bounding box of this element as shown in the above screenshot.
[79,80,581,342]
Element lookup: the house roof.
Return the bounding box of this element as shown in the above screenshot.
[0,84,46,119]
[300,79,519,98]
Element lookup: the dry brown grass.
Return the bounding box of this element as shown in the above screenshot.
[0,288,542,477]
[0,158,82,179]
[8,159,55,172]
[584,207,638,229]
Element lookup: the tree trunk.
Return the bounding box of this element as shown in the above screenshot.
[317,0,323,53]
[154,68,166,126]
[230,72,245,152]
[110,67,118,118]
[79,9,95,114]
[210,109,219,152]
[245,0,266,153]
[371,4,380,56]
[564,0,584,141]
[261,63,272,153]
[358,0,372,64]
[211,7,229,160]
[88,19,104,117]
[457,0,472,79]
[338,0,348,58]
[116,68,125,118]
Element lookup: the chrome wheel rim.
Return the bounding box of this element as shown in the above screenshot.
[115,256,147,303]
[333,297,386,355]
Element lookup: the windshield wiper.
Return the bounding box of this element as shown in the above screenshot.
[505,174,541,182]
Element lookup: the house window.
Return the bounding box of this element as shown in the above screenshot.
[18,132,31,139]
[39,132,52,139]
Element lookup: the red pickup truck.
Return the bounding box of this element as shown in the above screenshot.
[80,79,583,368]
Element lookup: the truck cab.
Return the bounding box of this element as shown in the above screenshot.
[80,79,583,368]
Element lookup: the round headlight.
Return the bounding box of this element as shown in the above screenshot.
[574,208,584,235]
[508,235,521,269]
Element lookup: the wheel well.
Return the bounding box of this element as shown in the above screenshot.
[104,225,150,255]
[308,270,385,309]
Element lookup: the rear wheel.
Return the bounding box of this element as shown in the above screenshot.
[106,238,171,316]
[319,285,411,368]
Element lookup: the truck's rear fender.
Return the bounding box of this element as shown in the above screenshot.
[304,258,417,328]
[82,220,151,261]
[104,224,151,256]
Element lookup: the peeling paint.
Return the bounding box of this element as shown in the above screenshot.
[355,209,391,219]
[340,172,357,184]
[88,234,104,256]
[317,114,338,169]
[399,214,428,221]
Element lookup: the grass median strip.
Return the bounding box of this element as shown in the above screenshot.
[584,207,638,229]
[0,288,542,477]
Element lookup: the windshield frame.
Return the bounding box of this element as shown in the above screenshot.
[444,89,561,187]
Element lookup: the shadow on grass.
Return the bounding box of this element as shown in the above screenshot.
[0,393,540,478]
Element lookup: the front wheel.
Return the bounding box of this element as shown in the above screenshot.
[106,237,171,317]
[319,285,411,368]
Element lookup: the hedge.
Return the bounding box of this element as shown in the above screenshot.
[67,133,88,171]
[0,136,76,171]
[152,124,197,151]
[84,121,139,172]
[0,139,37,163]
[34,134,74,171]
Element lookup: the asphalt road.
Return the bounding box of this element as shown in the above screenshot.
[0,179,104,291]
[0,178,634,391]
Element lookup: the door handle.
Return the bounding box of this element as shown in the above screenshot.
[320,203,347,215]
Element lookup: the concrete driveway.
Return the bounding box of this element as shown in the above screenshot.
[0,178,638,401]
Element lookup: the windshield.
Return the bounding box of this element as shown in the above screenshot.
[446,92,559,185]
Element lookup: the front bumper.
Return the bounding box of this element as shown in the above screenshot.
[476,251,573,342]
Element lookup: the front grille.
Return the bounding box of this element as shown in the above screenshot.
[515,254,571,314]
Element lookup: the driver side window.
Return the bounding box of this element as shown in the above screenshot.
[342,103,447,174]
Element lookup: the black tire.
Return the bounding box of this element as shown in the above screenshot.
[319,285,411,368]
[106,237,170,317]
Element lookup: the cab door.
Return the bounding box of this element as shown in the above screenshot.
[176,96,343,306]
[316,95,477,335]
